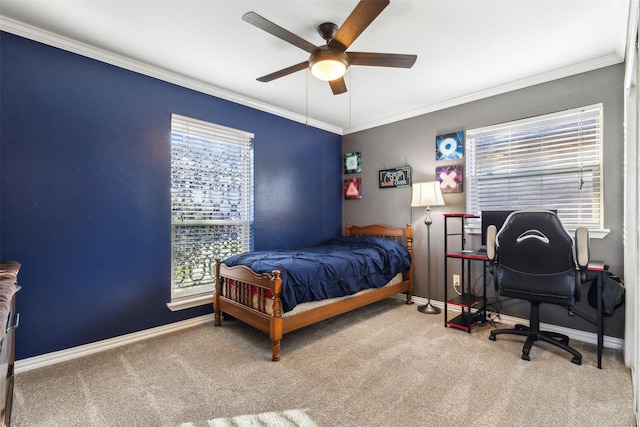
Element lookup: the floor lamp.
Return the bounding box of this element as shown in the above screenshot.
[411,181,445,314]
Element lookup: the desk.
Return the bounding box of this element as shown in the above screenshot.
[587,261,606,369]
[452,257,608,367]
[442,213,608,367]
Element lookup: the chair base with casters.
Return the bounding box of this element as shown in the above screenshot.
[488,301,582,365]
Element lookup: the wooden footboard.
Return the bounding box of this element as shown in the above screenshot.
[213,223,413,361]
[214,261,284,361]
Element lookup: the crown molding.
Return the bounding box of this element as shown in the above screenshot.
[344,53,624,135]
[0,15,626,137]
[0,16,343,136]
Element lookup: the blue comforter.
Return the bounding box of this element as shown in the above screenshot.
[222,235,411,313]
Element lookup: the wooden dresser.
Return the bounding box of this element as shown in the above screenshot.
[0,262,20,427]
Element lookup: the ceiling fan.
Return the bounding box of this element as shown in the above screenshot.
[243,0,417,95]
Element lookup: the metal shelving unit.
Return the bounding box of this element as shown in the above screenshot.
[443,214,487,333]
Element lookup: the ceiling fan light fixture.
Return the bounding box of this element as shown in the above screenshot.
[309,48,349,81]
[245,1,415,94]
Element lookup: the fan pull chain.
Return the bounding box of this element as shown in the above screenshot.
[305,70,309,126]
[349,69,352,129]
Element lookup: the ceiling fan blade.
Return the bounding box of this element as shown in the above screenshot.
[347,52,417,68]
[243,11,317,54]
[328,0,390,51]
[329,77,348,95]
[257,61,309,82]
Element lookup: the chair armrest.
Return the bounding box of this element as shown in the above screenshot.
[486,225,497,263]
[575,227,590,282]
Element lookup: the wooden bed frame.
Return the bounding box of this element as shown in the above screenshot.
[213,223,413,361]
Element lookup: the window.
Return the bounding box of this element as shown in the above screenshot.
[466,104,603,231]
[170,114,254,303]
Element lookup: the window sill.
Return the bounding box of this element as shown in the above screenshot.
[166,293,213,311]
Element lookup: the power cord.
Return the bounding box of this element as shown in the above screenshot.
[483,296,504,327]
[453,280,462,296]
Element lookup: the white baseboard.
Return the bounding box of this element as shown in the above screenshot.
[406,295,624,350]
[14,314,216,374]
[15,296,623,374]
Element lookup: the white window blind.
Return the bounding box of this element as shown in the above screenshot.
[466,104,603,230]
[170,114,254,300]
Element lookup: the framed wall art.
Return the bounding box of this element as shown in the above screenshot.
[436,165,463,193]
[344,152,361,174]
[378,166,411,188]
[344,178,362,199]
[435,131,464,161]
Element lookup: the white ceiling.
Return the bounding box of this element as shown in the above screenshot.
[0,0,632,134]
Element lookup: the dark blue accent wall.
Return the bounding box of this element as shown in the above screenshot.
[0,32,343,360]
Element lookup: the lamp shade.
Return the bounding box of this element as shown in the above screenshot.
[411,181,445,207]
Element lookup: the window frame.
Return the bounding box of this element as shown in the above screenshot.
[465,104,609,238]
[168,114,254,310]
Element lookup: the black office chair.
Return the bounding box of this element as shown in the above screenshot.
[486,210,589,365]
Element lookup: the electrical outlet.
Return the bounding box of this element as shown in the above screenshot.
[453,274,461,288]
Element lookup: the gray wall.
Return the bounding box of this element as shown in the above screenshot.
[342,64,625,338]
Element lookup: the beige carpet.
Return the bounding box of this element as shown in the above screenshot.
[11,299,634,426]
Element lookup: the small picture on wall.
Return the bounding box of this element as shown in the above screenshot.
[344,178,362,199]
[378,166,411,188]
[344,152,361,174]
[436,131,464,161]
[436,165,463,193]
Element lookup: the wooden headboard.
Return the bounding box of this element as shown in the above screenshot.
[344,223,413,252]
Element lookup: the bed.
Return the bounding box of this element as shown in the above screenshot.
[213,223,413,361]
